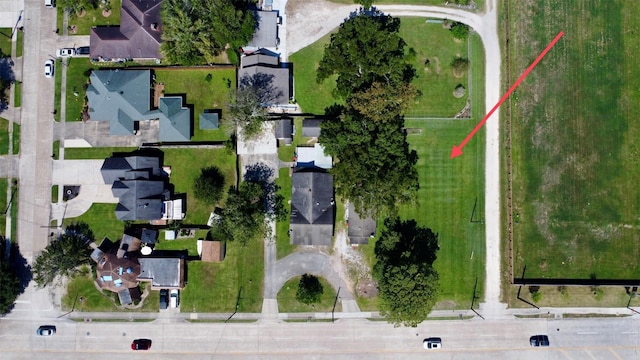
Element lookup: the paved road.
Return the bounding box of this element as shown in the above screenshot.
[1,316,639,358]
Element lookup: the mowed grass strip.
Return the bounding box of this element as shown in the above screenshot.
[277,276,340,313]
[510,1,640,279]
[398,119,485,309]
[290,18,469,117]
[181,238,264,313]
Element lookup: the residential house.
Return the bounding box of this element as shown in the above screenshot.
[238,49,292,107]
[90,0,163,61]
[199,111,220,130]
[290,167,334,245]
[275,118,293,145]
[296,143,332,169]
[245,10,279,52]
[347,203,377,245]
[101,153,184,221]
[138,257,185,290]
[87,69,192,141]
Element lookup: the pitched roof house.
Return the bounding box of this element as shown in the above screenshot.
[290,167,335,245]
[239,49,292,106]
[90,0,163,60]
[138,257,185,289]
[275,118,293,145]
[87,69,192,141]
[101,153,184,221]
[296,143,332,169]
[302,118,323,138]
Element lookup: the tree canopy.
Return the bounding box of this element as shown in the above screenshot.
[296,274,324,304]
[319,111,418,216]
[373,218,440,327]
[225,73,283,140]
[0,260,21,315]
[32,222,94,288]
[160,0,256,65]
[193,166,225,205]
[317,9,416,99]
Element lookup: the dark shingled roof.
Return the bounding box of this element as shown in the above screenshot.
[275,118,293,143]
[290,167,334,245]
[347,203,377,245]
[90,0,163,60]
[302,119,323,138]
[246,10,278,49]
[239,51,292,106]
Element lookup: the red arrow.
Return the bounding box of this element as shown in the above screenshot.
[451,31,564,159]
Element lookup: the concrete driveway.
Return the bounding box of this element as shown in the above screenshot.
[50,159,117,223]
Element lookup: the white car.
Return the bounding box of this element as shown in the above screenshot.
[423,337,442,350]
[56,48,76,58]
[170,289,179,308]
[44,59,54,78]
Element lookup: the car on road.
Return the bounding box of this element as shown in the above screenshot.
[170,289,180,308]
[423,337,442,350]
[159,289,168,309]
[529,335,550,347]
[36,325,56,336]
[131,339,152,350]
[56,48,76,57]
[44,59,54,78]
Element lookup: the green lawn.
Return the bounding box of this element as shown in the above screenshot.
[0,118,9,155]
[154,68,236,141]
[163,148,237,224]
[277,276,340,312]
[329,0,483,8]
[63,203,124,242]
[16,30,22,57]
[154,237,199,257]
[509,1,640,279]
[64,0,122,36]
[290,18,471,117]
[275,167,296,259]
[13,81,21,107]
[0,28,11,57]
[0,179,7,237]
[180,238,264,312]
[63,147,137,159]
[12,123,19,154]
[64,58,97,122]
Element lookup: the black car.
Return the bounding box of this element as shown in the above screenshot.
[529,335,550,347]
[75,46,90,56]
[131,339,152,350]
[37,325,56,336]
[159,289,168,309]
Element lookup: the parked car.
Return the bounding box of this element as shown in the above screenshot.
[44,59,54,78]
[423,337,442,350]
[131,339,152,350]
[44,0,55,8]
[56,48,76,57]
[159,289,168,310]
[37,325,56,336]
[75,46,90,56]
[170,289,180,308]
[529,335,550,347]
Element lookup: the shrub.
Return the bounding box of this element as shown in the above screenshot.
[450,22,469,40]
[296,274,323,305]
[193,166,226,205]
[451,57,470,73]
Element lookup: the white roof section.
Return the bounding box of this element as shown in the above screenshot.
[296,143,332,169]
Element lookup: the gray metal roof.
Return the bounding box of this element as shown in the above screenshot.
[138,257,184,288]
[200,112,219,130]
[347,203,377,245]
[302,119,323,138]
[247,10,278,49]
[239,52,291,106]
[157,97,191,141]
[290,168,334,245]
[275,119,293,140]
[90,0,163,59]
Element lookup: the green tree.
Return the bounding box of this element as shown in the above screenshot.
[224,73,283,140]
[216,181,268,246]
[373,218,439,327]
[450,22,470,40]
[348,82,419,123]
[32,222,94,288]
[296,274,323,305]
[58,0,93,17]
[354,0,373,9]
[161,0,256,65]
[451,57,469,74]
[319,111,419,216]
[317,9,416,99]
[0,261,20,315]
[193,166,225,205]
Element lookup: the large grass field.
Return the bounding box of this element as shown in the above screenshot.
[290,18,470,117]
[154,68,235,141]
[509,1,640,280]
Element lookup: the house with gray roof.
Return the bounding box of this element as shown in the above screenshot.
[90,0,163,60]
[302,118,323,138]
[138,257,185,289]
[347,203,377,245]
[101,153,184,221]
[245,10,279,51]
[239,49,292,106]
[87,69,193,141]
[275,118,293,145]
[200,111,220,130]
[290,167,334,245]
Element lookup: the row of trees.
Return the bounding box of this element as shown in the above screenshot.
[317,8,440,327]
